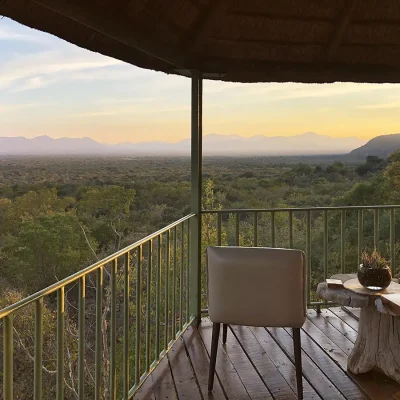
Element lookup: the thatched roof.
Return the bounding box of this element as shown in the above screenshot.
[2,0,400,83]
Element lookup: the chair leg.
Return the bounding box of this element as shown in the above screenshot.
[208,323,220,392]
[293,328,303,400]
[222,324,228,344]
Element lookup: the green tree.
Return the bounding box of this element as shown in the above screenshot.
[13,188,74,222]
[7,213,95,291]
[78,186,135,251]
[384,160,400,203]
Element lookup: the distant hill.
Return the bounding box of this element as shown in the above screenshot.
[0,136,105,155]
[348,134,400,160]
[0,132,366,156]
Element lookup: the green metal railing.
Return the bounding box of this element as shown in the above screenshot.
[0,214,196,400]
[202,205,400,307]
[2,205,400,399]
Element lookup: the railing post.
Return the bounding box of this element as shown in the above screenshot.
[341,210,346,273]
[306,211,311,306]
[34,299,43,400]
[391,209,396,276]
[56,288,65,400]
[78,276,85,399]
[110,259,117,399]
[358,209,363,265]
[95,267,103,400]
[190,71,202,325]
[3,315,13,400]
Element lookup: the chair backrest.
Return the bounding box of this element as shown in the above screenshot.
[206,246,306,328]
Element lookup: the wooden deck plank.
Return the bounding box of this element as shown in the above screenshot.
[329,307,359,332]
[202,318,272,400]
[247,326,322,400]
[264,327,344,400]
[135,309,400,400]
[167,335,202,400]
[302,318,349,370]
[318,309,358,343]
[199,318,252,400]
[182,326,227,399]
[229,325,296,400]
[149,355,178,400]
[308,310,400,399]
[347,371,400,400]
[280,328,369,400]
[342,307,360,321]
[133,374,156,400]
[307,310,354,355]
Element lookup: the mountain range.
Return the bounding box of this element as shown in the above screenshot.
[348,133,400,159]
[0,132,367,156]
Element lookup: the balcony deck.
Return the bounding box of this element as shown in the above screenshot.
[134,308,400,400]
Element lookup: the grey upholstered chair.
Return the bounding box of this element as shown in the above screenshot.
[206,246,306,399]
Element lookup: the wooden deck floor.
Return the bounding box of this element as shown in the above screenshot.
[134,308,400,400]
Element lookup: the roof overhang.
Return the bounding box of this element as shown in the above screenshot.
[2,0,400,83]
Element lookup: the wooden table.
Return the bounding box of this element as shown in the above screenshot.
[317,274,400,384]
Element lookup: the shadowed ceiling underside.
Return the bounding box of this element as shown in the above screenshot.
[2,0,400,83]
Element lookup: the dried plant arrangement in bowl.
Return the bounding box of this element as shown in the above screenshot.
[358,250,392,291]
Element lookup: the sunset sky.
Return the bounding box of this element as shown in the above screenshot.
[1,17,400,144]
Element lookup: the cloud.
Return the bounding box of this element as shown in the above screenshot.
[204,81,398,103]
[317,107,335,113]
[357,99,400,110]
[0,103,42,113]
[277,82,395,99]
[0,48,127,92]
[0,26,49,44]
[71,104,190,118]
[94,97,156,105]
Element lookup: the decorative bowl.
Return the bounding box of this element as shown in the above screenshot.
[357,264,392,291]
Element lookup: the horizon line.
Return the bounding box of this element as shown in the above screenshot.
[0,131,377,145]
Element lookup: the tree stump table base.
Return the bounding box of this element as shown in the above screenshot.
[317,274,400,384]
[348,305,400,382]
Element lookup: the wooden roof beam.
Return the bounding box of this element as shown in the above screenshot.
[326,0,358,61]
[32,0,187,68]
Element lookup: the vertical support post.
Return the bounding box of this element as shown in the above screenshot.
[190,71,202,325]
[124,252,130,398]
[358,209,363,265]
[57,288,65,400]
[155,235,161,360]
[288,210,293,249]
[235,213,240,246]
[341,210,345,273]
[391,209,396,276]
[34,299,43,400]
[180,223,184,331]
[146,242,152,370]
[110,259,117,399]
[78,276,85,399]
[217,213,222,246]
[323,210,328,281]
[186,219,190,322]
[136,246,142,384]
[172,226,177,338]
[95,267,103,400]
[306,211,311,306]
[374,208,379,250]
[3,315,13,400]
[164,233,170,349]
[271,211,276,248]
[254,212,258,247]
